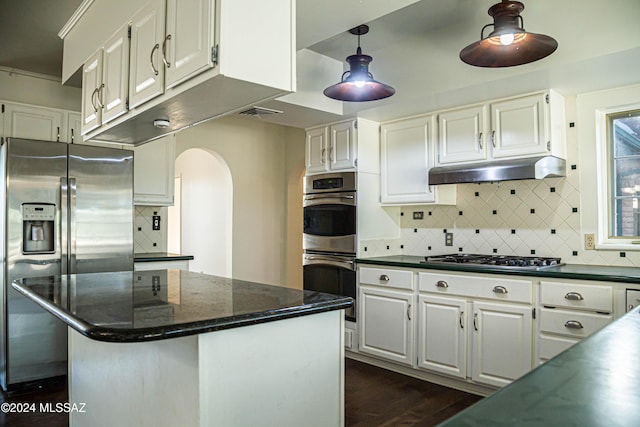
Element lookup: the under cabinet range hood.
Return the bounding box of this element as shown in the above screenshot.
[428,156,566,185]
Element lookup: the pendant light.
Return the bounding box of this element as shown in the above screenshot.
[323,25,395,102]
[459,0,558,67]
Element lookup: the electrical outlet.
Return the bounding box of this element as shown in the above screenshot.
[152,215,161,231]
[585,233,595,250]
[445,232,453,246]
[413,211,424,220]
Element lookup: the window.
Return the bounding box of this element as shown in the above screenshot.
[608,109,640,238]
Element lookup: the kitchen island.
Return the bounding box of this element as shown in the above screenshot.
[12,269,352,427]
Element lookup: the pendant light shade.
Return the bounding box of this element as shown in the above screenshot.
[323,25,395,102]
[460,0,558,67]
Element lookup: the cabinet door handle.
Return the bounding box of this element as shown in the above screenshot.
[564,320,584,330]
[150,43,160,76]
[379,274,390,282]
[70,128,75,144]
[459,311,464,329]
[492,285,508,294]
[162,34,172,68]
[91,88,99,113]
[329,146,334,162]
[478,132,483,149]
[407,304,412,321]
[491,130,496,147]
[436,280,449,288]
[56,126,60,142]
[96,83,105,109]
[565,292,584,301]
[473,312,478,331]
[321,148,326,164]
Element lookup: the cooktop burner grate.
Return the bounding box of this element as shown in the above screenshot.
[421,253,563,270]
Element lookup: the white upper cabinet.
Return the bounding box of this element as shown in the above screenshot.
[69,0,294,145]
[438,105,489,165]
[305,126,328,175]
[134,134,176,205]
[436,90,566,166]
[81,24,130,135]
[381,115,456,205]
[491,93,546,158]
[2,102,66,142]
[129,0,166,109]
[165,0,214,89]
[305,119,377,175]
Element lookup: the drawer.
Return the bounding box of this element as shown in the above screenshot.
[539,307,612,338]
[418,271,532,304]
[538,334,579,362]
[359,267,414,290]
[540,281,612,312]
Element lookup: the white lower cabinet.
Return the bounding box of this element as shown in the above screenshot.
[418,295,467,378]
[471,301,532,387]
[358,285,414,366]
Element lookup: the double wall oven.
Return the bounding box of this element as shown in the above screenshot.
[303,172,356,321]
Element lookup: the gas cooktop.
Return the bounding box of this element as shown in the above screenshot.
[421,253,563,270]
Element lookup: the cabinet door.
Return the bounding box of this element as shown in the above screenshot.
[381,115,436,204]
[81,50,103,135]
[165,0,215,89]
[418,295,467,379]
[437,105,488,164]
[101,25,130,124]
[3,102,66,142]
[491,93,547,158]
[471,301,532,388]
[305,127,328,175]
[68,112,82,144]
[129,0,166,109]
[359,285,414,366]
[329,121,356,171]
[134,135,176,205]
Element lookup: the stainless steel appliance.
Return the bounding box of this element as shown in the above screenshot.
[303,172,357,321]
[422,253,563,270]
[0,138,133,390]
[303,172,356,254]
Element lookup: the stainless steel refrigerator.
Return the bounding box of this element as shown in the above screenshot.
[0,138,134,390]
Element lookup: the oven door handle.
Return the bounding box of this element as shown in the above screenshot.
[303,255,355,270]
[303,193,356,206]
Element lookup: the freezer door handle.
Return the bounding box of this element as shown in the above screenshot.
[69,177,77,274]
[60,177,68,275]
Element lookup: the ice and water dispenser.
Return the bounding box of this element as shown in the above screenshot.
[22,203,55,254]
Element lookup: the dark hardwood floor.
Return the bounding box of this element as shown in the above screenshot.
[345,358,482,427]
[0,359,481,426]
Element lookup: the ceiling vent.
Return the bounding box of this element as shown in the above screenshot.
[238,106,283,118]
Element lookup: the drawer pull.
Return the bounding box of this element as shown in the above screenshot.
[564,320,584,330]
[379,274,390,282]
[436,280,449,288]
[565,292,584,301]
[492,285,508,294]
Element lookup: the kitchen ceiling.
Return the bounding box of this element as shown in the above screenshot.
[1,0,639,129]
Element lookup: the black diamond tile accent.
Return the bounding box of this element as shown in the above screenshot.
[531,249,536,255]
[475,192,480,197]
[493,210,497,215]
[530,208,535,214]
[571,164,577,170]
[620,252,626,258]
[475,229,480,234]
[551,229,556,234]
[572,207,578,213]
[510,189,516,195]
[459,211,463,216]
[493,248,498,253]
[550,187,556,192]
[511,229,516,234]
[573,251,578,256]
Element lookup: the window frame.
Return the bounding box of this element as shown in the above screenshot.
[596,103,640,249]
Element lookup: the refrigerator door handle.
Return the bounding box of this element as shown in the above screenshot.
[60,177,68,275]
[69,177,77,274]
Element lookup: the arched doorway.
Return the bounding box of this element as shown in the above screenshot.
[168,148,232,276]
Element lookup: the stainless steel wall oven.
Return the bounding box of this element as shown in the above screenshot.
[303,172,357,322]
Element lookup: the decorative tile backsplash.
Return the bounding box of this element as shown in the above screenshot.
[134,206,167,253]
[360,166,640,267]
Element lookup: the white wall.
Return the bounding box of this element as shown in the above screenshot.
[174,115,305,286]
[0,68,81,111]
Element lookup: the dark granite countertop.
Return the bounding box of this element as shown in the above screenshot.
[134,252,194,262]
[12,270,352,343]
[357,255,640,284]
[439,306,640,426]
